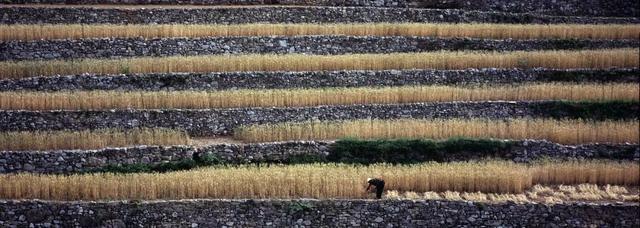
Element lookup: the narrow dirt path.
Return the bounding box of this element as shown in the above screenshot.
[189,137,245,146]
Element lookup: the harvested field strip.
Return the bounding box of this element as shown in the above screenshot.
[0,128,189,151]
[1,23,639,41]
[0,84,637,110]
[1,49,637,79]
[234,119,640,144]
[386,184,639,203]
[0,161,637,200]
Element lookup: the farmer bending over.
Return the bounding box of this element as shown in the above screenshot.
[366,177,385,199]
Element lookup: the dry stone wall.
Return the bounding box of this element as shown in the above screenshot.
[3,101,633,136]
[2,6,637,24]
[2,68,637,91]
[0,141,330,173]
[408,0,639,17]
[2,36,637,61]
[2,0,406,7]
[1,199,638,227]
[1,140,637,174]
[0,145,197,173]
[3,0,638,17]
[4,0,265,4]
[454,0,639,17]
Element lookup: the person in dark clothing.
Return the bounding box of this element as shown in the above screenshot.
[366,177,385,199]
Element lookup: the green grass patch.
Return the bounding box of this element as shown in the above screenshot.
[536,100,639,120]
[538,69,639,83]
[94,153,224,174]
[327,137,514,164]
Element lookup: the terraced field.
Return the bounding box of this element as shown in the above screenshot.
[0,0,639,227]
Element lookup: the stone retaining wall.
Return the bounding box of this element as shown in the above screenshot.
[2,101,636,136]
[465,0,638,17]
[0,199,638,227]
[0,145,197,173]
[2,36,636,61]
[2,68,637,91]
[1,140,637,174]
[3,0,265,4]
[0,141,330,173]
[3,0,638,17]
[413,0,639,17]
[2,6,637,25]
[2,0,406,7]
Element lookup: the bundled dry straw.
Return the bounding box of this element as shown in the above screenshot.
[0,128,189,151]
[0,49,637,79]
[1,23,639,41]
[234,118,640,144]
[1,83,636,110]
[385,184,639,203]
[0,161,637,200]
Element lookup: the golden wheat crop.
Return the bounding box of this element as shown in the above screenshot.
[385,184,639,203]
[0,49,636,79]
[531,160,640,185]
[0,128,190,151]
[1,23,639,41]
[0,161,637,200]
[234,118,640,144]
[0,83,636,110]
